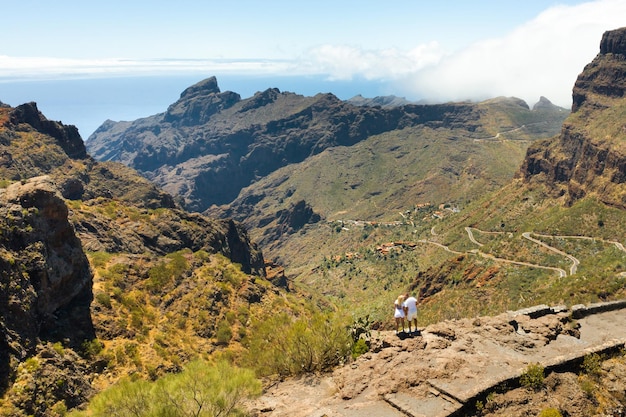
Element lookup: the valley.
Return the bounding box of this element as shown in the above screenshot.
[1,25,625,417]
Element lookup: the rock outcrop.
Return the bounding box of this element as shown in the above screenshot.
[519,27,626,208]
[7,102,87,159]
[0,176,94,394]
[163,76,241,126]
[250,303,626,417]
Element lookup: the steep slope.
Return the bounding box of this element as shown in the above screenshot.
[520,27,626,209]
[86,78,567,214]
[0,102,291,416]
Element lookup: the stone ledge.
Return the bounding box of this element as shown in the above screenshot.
[571,300,626,319]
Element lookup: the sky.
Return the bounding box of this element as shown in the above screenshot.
[2,0,626,135]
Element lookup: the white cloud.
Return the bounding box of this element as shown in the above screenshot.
[295,0,626,107]
[297,42,445,81]
[0,56,295,81]
[402,0,626,107]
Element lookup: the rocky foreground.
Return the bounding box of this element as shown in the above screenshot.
[249,301,626,417]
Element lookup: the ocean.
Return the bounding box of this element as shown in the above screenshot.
[0,74,395,140]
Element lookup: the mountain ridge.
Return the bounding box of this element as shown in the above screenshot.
[86,80,567,213]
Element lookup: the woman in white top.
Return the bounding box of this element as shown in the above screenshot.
[394,295,406,334]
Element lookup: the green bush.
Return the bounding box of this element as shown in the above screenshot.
[81,339,104,360]
[69,360,260,417]
[95,292,112,309]
[579,375,597,399]
[539,407,563,417]
[519,362,544,390]
[351,338,369,359]
[581,353,603,378]
[245,311,351,377]
[216,320,233,345]
[146,250,190,292]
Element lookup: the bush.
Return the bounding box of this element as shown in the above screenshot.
[69,360,260,417]
[351,338,369,359]
[578,374,597,399]
[245,311,351,377]
[539,407,563,417]
[581,353,603,378]
[81,339,104,360]
[216,320,233,345]
[95,292,112,309]
[520,362,544,390]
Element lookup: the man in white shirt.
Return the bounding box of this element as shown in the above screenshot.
[403,293,419,334]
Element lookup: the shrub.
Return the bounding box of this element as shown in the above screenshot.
[579,375,597,399]
[351,338,369,359]
[581,353,603,378]
[70,360,260,417]
[87,251,112,269]
[95,292,112,309]
[216,321,233,345]
[52,342,65,355]
[155,360,261,417]
[245,311,351,377]
[520,362,544,390]
[81,339,104,360]
[539,407,563,417]
[146,250,190,292]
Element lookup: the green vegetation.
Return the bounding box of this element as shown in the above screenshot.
[69,359,261,417]
[538,408,563,417]
[275,180,626,328]
[520,363,545,391]
[243,311,352,377]
[581,353,603,378]
[146,249,190,292]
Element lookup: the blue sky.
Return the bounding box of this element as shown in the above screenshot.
[2,0,626,110]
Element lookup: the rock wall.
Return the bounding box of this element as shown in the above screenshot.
[0,176,94,391]
[519,27,626,208]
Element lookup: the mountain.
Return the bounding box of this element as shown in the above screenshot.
[2,26,626,417]
[520,27,626,209]
[0,102,297,416]
[248,27,626,417]
[208,95,568,251]
[86,80,568,215]
[346,94,415,107]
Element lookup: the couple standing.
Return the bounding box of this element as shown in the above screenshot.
[394,293,418,334]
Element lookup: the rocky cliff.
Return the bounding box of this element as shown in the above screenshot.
[88,77,564,213]
[0,102,271,415]
[520,27,626,208]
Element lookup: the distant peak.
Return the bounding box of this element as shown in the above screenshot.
[179,76,221,100]
[532,96,557,110]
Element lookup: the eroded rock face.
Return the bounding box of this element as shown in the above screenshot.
[520,27,626,208]
[0,176,94,392]
[7,102,87,159]
[572,27,626,112]
[163,76,242,126]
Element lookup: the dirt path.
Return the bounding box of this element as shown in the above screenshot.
[248,301,626,417]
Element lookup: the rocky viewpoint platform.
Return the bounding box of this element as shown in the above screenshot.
[248,300,626,417]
